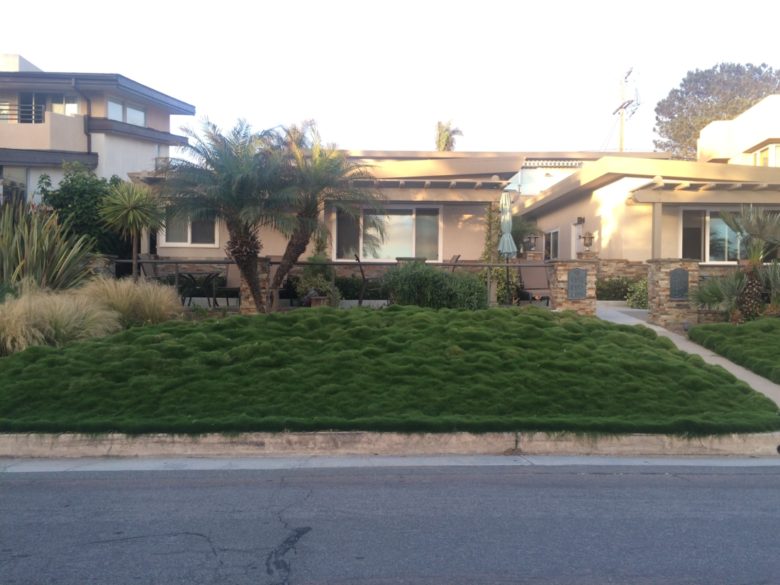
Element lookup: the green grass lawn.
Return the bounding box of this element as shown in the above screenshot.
[689,318,780,384]
[1,306,778,435]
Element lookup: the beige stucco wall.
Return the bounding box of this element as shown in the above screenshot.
[0,112,87,152]
[530,177,653,261]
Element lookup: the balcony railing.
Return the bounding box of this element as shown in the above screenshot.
[0,104,46,124]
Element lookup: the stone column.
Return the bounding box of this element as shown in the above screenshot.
[548,259,598,315]
[646,259,700,328]
[239,256,271,315]
[524,250,544,262]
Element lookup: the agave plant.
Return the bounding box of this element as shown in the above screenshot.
[0,202,96,293]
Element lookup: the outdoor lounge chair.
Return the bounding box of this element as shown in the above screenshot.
[517,264,551,306]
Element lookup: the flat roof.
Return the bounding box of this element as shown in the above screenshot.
[0,71,195,115]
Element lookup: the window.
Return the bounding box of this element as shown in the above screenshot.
[757,148,769,167]
[126,105,146,127]
[160,210,217,247]
[107,99,145,126]
[681,209,746,262]
[107,99,123,122]
[0,166,27,206]
[50,94,79,116]
[335,207,441,261]
[544,230,559,260]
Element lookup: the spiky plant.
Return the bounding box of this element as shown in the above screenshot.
[0,202,96,293]
[100,182,165,280]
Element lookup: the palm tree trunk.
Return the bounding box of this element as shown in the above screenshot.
[131,231,138,281]
[225,221,266,313]
[270,219,314,292]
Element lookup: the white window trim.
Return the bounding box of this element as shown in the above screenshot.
[544,228,560,260]
[158,218,220,249]
[332,204,444,262]
[677,206,750,265]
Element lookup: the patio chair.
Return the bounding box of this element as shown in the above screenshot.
[517,264,552,306]
[214,262,241,308]
[449,254,461,273]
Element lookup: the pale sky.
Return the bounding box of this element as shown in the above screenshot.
[4,0,778,153]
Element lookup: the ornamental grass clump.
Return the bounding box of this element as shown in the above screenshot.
[79,277,182,328]
[0,288,121,356]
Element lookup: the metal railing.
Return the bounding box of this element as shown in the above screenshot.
[0,103,46,124]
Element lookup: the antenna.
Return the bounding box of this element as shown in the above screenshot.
[612,68,640,152]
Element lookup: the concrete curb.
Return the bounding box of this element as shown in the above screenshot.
[2,431,780,458]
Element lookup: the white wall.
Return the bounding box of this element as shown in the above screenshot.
[91,133,161,179]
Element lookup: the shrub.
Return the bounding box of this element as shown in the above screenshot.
[692,272,745,314]
[295,274,341,307]
[383,262,487,309]
[335,275,387,300]
[79,277,182,328]
[596,277,633,300]
[626,278,648,309]
[0,202,96,292]
[0,289,120,356]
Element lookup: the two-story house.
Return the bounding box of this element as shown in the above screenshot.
[0,54,195,205]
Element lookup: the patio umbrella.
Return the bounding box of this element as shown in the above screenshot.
[498,191,517,304]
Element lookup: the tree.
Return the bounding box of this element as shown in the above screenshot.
[159,120,287,313]
[100,182,165,280]
[654,63,780,160]
[435,121,463,151]
[268,122,384,295]
[511,215,540,253]
[38,163,127,256]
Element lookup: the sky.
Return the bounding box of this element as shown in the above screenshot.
[3,0,778,153]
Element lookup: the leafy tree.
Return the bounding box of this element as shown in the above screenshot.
[38,163,127,255]
[160,120,288,313]
[267,122,384,295]
[511,215,540,253]
[100,182,165,280]
[654,63,780,159]
[435,121,463,151]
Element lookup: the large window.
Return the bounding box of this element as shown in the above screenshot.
[107,99,146,127]
[681,209,746,262]
[544,230,559,260]
[335,207,441,261]
[0,166,27,205]
[160,211,217,247]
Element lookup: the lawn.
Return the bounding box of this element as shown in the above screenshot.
[689,318,780,384]
[1,306,777,435]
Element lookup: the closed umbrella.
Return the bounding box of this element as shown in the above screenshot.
[498,191,517,304]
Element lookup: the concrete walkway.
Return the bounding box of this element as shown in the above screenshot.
[596,302,780,407]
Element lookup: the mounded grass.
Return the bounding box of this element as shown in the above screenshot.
[1,306,778,435]
[79,277,182,328]
[689,318,780,384]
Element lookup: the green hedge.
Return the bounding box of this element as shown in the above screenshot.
[383,262,487,309]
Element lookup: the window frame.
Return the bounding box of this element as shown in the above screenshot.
[544,229,559,260]
[157,214,220,249]
[332,204,443,262]
[106,97,146,127]
[678,207,751,264]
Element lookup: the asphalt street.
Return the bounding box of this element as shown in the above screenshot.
[2,457,780,584]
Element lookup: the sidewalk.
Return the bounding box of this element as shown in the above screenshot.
[596,302,780,407]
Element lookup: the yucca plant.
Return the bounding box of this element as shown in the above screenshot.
[0,202,96,293]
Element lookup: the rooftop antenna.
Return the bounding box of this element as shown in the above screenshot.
[612,68,640,152]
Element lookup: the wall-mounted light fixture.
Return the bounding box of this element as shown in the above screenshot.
[579,231,595,250]
[524,234,539,251]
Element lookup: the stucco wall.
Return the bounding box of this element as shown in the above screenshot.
[0,113,87,152]
[92,133,160,178]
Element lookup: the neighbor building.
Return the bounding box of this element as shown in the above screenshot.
[0,54,194,205]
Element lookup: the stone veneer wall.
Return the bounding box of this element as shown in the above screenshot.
[597,259,649,281]
[547,260,598,315]
[646,259,700,328]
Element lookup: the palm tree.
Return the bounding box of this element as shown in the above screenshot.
[722,205,780,320]
[268,122,384,295]
[435,121,463,151]
[100,182,164,280]
[160,120,288,313]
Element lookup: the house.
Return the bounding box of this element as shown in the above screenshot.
[519,95,780,277]
[154,150,660,266]
[0,54,195,205]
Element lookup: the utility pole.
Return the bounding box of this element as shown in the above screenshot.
[612,68,637,152]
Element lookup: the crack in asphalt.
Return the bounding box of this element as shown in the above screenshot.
[263,480,313,585]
